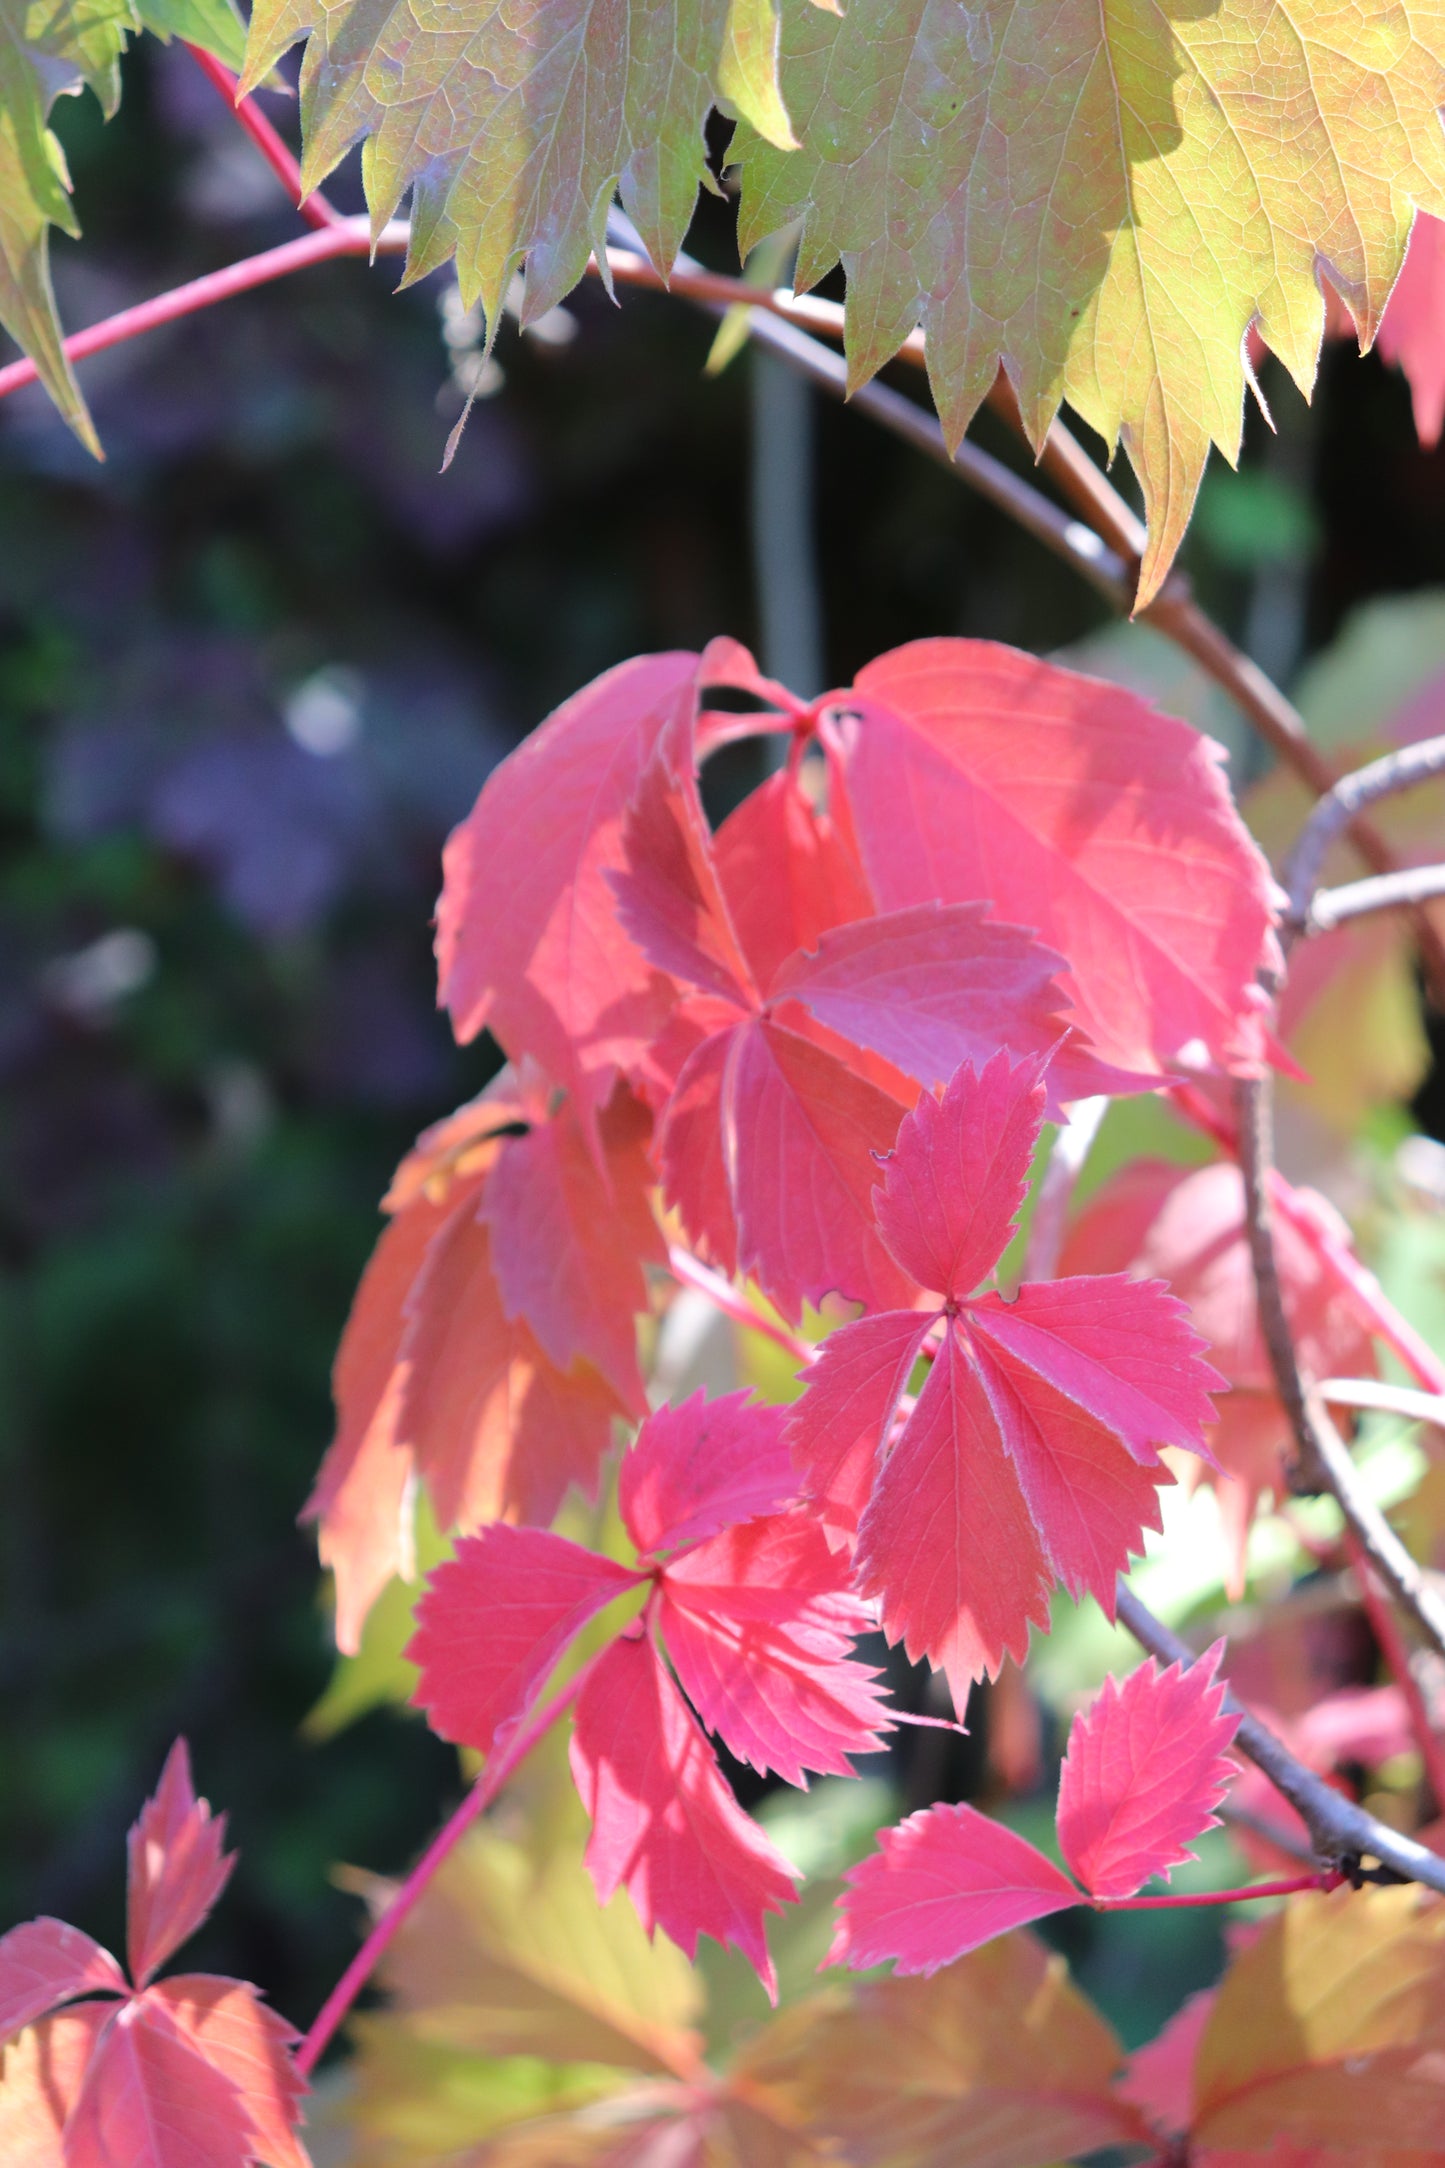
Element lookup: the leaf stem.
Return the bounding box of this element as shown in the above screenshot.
[1343,1528,1445,1812]
[0,221,405,405]
[666,1245,813,1367]
[1095,1872,1335,1909]
[294,1662,591,2078]
[183,44,347,230]
[1116,1582,1445,1896]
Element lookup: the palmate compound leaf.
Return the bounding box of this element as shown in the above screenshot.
[1121,1886,1445,2158]
[826,639,1279,1081]
[304,1071,660,1653]
[409,1392,893,1994]
[0,1742,309,2168]
[790,1052,1221,1701]
[734,0,1445,609]
[833,1648,1239,1974]
[610,713,1115,1320]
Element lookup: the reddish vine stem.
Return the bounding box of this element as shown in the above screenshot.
[1115,1583,1445,1895]
[666,1245,813,1366]
[1095,1873,1336,1910]
[295,1662,593,2076]
[183,45,346,229]
[1344,1529,1445,1812]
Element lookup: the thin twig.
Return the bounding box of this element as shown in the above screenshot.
[295,1661,594,2075]
[1023,1096,1109,1281]
[1319,1378,1445,1429]
[1304,863,1445,935]
[1283,735,1445,924]
[667,1245,813,1367]
[1235,1074,1445,1660]
[1115,1583,1445,1893]
[184,45,347,230]
[1344,1531,1445,1812]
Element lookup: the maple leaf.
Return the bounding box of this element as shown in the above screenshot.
[832,1647,1240,1973]
[790,1052,1220,1695]
[410,1390,894,1991]
[0,0,132,455]
[1129,1885,1445,2158]
[823,639,1279,1081]
[1062,1158,1378,1596]
[305,1072,655,1652]
[612,722,1097,1319]
[734,0,1445,607]
[0,1741,309,2168]
[742,1931,1147,2168]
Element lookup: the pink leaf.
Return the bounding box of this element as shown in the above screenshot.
[0,2003,113,2168]
[618,1391,797,1559]
[659,1515,892,1785]
[1056,1645,1240,1899]
[1118,1989,1215,2137]
[610,746,757,1010]
[770,902,1084,1101]
[126,1744,234,1988]
[569,1635,798,1996]
[65,1997,256,2168]
[873,1051,1047,1299]
[832,1803,1076,1975]
[435,652,705,1117]
[147,1979,308,2168]
[482,1093,663,1410]
[712,769,873,990]
[409,1527,641,1757]
[833,640,1278,1077]
[655,1029,740,1278]
[397,1192,624,1533]
[724,1016,914,1320]
[786,1308,933,1548]
[853,1329,1054,1695]
[0,1924,125,2046]
[1378,210,1445,448]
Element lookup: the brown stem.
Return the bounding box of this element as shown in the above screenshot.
[1344,1530,1445,1812]
[1115,1583,1445,1893]
[1235,1073,1445,1660]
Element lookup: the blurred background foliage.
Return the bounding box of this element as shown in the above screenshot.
[5,30,1445,2087]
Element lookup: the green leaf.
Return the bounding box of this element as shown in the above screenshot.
[0,0,136,452]
[135,0,246,72]
[238,0,798,332]
[732,0,1445,607]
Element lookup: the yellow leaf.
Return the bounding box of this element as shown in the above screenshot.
[734,0,1445,607]
[738,1931,1145,2168]
[1194,1886,1445,2152]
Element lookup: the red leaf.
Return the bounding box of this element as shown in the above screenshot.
[798,1056,1219,1694]
[398,1192,624,1532]
[654,1028,740,1277]
[873,1050,1046,1299]
[1378,210,1445,448]
[1118,1989,1215,2138]
[611,743,758,1009]
[832,640,1278,1077]
[482,1092,664,1410]
[126,1744,234,1988]
[712,768,873,990]
[569,1635,798,1996]
[65,1998,257,2168]
[0,1925,125,2047]
[409,1526,641,1757]
[832,1803,1076,1975]
[769,902,1123,1104]
[147,1979,307,2168]
[658,1515,892,1785]
[1056,1645,1239,1899]
[786,1308,932,1548]
[436,652,706,1117]
[618,1391,797,1559]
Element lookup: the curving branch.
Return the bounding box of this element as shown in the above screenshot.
[1283,734,1445,925]
[1235,1072,1445,1660]
[1115,1583,1445,1894]
[1303,862,1445,936]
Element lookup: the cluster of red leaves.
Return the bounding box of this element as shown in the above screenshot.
[836,1647,1240,1973]
[313,635,1277,1981]
[0,1744,307,2168]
